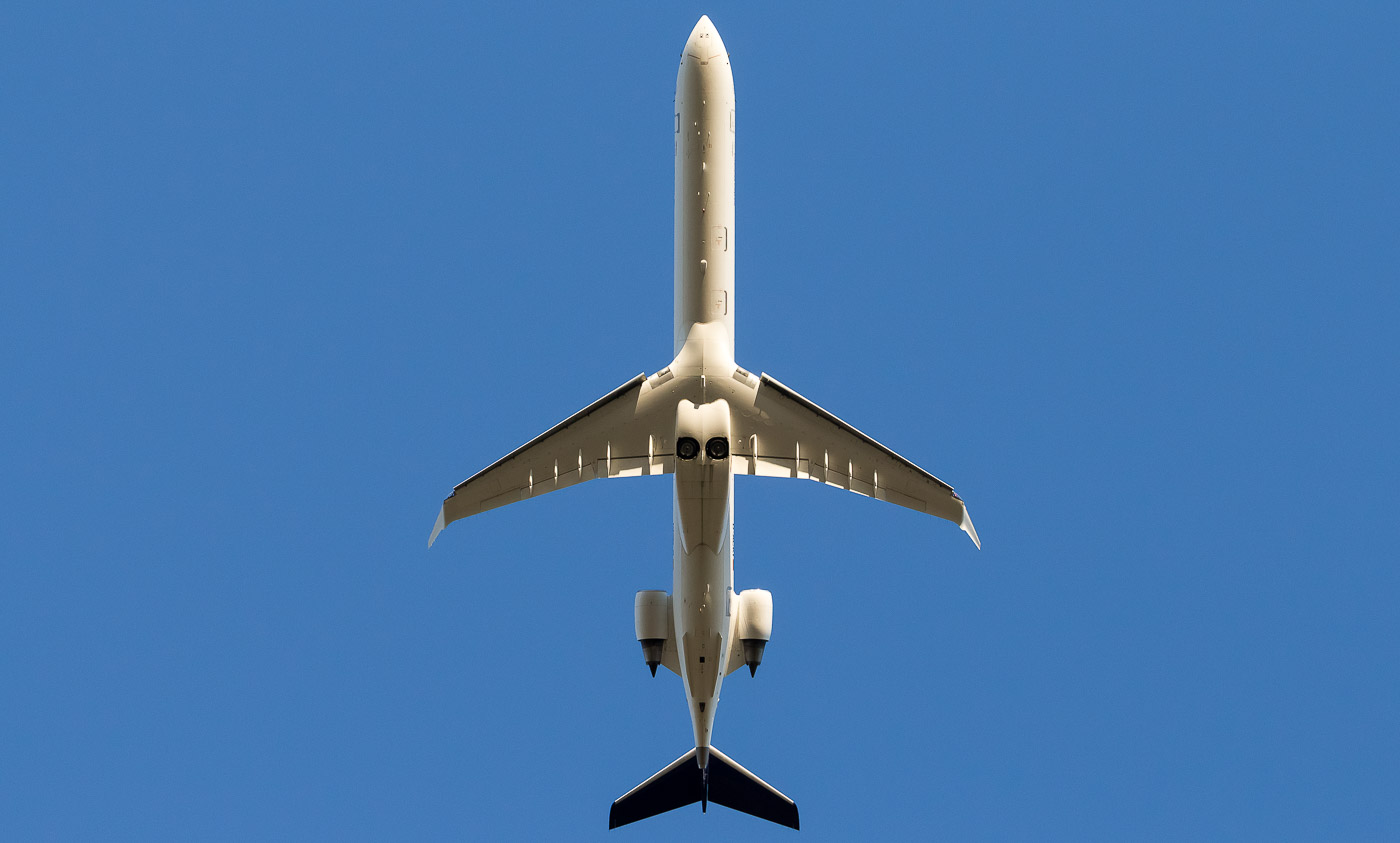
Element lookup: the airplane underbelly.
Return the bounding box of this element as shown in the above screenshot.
[672,409,735,747]
[673,523,732,746]
[674,40,736,355]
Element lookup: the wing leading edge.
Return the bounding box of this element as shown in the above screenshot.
[730,374,980,549]
[429,373,676,546]
[429,368,978,550]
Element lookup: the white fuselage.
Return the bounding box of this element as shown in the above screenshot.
[670,17,737,764]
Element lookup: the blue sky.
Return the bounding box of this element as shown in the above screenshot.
[3,2,1397,840]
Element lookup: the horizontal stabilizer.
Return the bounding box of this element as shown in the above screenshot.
[609,749,702,829]
[707,747,800,829]
[609,747,798,830]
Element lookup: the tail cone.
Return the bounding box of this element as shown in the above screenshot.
[639,638,664,676]
[742,639,766,676]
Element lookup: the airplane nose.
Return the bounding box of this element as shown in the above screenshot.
[684,15,726,63]
[689,15,715,41]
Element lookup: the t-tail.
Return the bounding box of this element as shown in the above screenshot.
[609,746,799,830]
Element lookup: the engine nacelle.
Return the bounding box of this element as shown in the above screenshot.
[735,588,773,677]
[634,590,672,676]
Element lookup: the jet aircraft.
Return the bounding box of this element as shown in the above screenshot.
[429,16,979,830]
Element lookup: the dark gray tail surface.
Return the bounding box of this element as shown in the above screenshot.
[608,747,799,830]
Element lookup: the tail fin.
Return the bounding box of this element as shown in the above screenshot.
[608,747,799,830]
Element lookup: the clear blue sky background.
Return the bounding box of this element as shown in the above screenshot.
[3,2,1396,840]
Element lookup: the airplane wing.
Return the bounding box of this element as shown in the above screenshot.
[730,374,980,548]
[429,374,675,546]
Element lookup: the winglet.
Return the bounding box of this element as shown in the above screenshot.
[428,506,446,548]
[960,506,981,550]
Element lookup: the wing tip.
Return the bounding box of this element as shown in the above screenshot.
[428,507,446,548]
[960,505,981,550]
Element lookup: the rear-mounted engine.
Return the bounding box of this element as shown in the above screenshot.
[634,590,671,676]
[736,588,772,676]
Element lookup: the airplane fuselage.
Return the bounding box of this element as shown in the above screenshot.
[670,17,738,766]
[674,19,736,354]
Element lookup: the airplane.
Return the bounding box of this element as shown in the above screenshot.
[429,16,979,831]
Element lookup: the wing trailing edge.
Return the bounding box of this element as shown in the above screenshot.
[428,373,677,546]
[730,372,980,549]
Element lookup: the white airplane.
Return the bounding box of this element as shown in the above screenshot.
[429,16,979,831]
